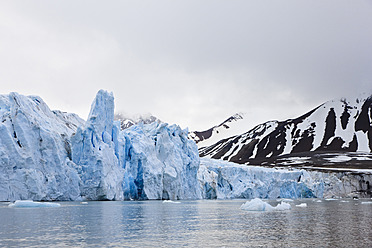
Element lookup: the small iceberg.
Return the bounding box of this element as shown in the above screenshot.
[276,198,294,202]
[361,201,372,205]
[8,200,61,208]
[295,203,307,208]
[240,198,291,211]
[162,200,181,204]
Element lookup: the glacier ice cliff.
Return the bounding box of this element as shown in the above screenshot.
[0,93,84,201]
[71,91,124,200]
[120,122,201,200]
[198,158,372,199]
[0,90,201,201]
[0,90,371,201]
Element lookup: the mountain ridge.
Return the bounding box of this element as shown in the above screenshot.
[198,94,372,167]
[188,112,250,148]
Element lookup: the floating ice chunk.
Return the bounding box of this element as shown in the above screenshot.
[325,198,338,201]
[162,200,181,204]
[80,202,88,205]
[295,203,307,207]
[275,201,292,211]
[8,200,61,208]
[361,201,372,204]
[315,200,322,203]
[240,198,291,211]
[277,199,294,202]
[340,200,349,203]
[241,198,271,211]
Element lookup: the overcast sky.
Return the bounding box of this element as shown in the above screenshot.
[1,1,372,131]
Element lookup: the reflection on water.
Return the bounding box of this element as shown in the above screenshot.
[1,199,372,247]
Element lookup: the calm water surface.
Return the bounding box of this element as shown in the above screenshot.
[1,199,372,247]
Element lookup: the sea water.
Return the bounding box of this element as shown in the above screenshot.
[1,199,372,247]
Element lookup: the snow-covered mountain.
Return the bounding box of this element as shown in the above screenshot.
[189,113,251,148]
[200,95,372,165]
[114,113,159,130]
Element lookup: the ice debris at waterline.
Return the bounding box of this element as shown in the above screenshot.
[8,200,61,208]
[240,198,291,211]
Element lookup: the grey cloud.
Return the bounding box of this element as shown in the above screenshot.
[1,0,371,130]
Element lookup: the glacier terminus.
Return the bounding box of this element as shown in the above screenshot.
[0,90,371,201]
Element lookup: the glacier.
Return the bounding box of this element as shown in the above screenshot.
[0,92,84,201]
[198,157,372,199]
[0,90,371,201]
[0,90,201,201]
[71,91,124,200]
[120,122,201,200]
